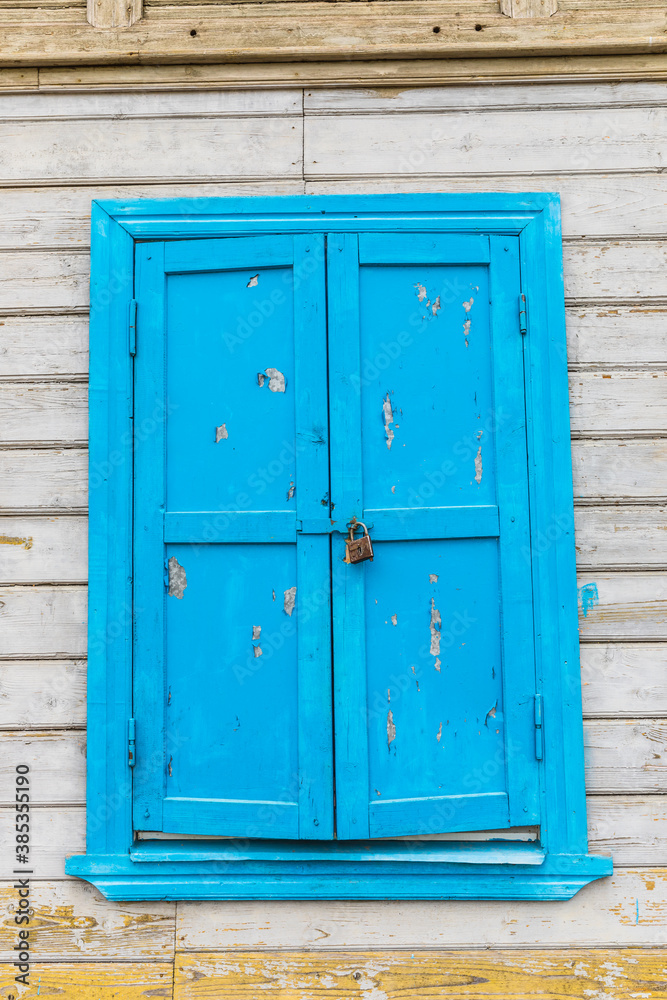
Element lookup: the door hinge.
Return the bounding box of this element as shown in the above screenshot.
[128,718,136,768]
[519,293,528,335]
[129,299,137,356]
[534,693,543,760]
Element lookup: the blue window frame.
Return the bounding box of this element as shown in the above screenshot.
[66,195,612,900]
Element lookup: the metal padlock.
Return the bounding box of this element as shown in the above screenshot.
[347,520,374,564]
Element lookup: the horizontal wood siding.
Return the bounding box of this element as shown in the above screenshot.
[0,79,665,993]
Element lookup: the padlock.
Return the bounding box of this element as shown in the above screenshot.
[347,520,374,564]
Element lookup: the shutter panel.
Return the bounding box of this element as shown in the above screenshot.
[328,233,540,839]
[132,234,334,839]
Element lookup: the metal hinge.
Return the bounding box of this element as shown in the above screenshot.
[534,693,543,760]
[129,299,137,356]
[519,293,528,335]
[128,718,136,768]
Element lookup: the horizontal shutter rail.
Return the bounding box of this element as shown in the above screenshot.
[164,510,296,544]
[163,234,294,274]
[365,504,500,541]
[358,233,490,265]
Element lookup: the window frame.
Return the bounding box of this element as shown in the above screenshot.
[65,194,612,901]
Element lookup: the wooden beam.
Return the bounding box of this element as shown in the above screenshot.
[501,0,559,16]
[87,0,142,28]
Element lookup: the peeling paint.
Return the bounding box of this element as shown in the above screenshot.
[475,446,483,485]
[265,368,285,392]
[215,423,228,443]
[246,274,259,288]
[434,658,441,672]
[578,582,599,618]
[168,556,187,599]
[284,587,297,617]
[415,282,428,302]
[168,756,173,777]
[272,590,276,601]
[429,574,438,584]
[431,295,441,317]
[383,393,395,449]
[387,709,396,750]
[463,317,471,347]
[391,485,396,494]
[429,598,441,657]
[463,297,474,312]
[257,372,266,387]
[252,625,262,658]
[0,534,33,549]
[436,722,442,742]
[390,613,397,626]
[286,482,295,501]
[485,701,498,727]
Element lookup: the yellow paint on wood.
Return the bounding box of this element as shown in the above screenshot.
[0,963,173,998]
[173,949,667,999]
[0,535,33,549]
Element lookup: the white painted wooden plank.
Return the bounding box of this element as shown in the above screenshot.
[0,182,303,250]
[304,107,666,178]
[0,384,87,444]
[3,372,664,448]
[563,240,667,301]
[87,0,142,29]
[587,795,667,865]
[572,440,667,499]
[500,0,559,16]
[1,719,662,805]
[584,719,667,792]
[0,731,85,804]
[0,251,89,310]
[581,643,667,717]
[566,306,667,366]
[304,82,667,113]
[577,572,667,639]
[0,515,87,583]
[0,585,87,657]
[0,877,175,960]
[2,176,666,252]
[0,805,83,878]
[0,449,88,511]
[307,174,667,240]
[574,506,667,568]
[0,659,86,728]
[0,314,88,375]
[175,868,667,949]
[569,372,667,433]
[0,89,302,119]
[0,116,303,182]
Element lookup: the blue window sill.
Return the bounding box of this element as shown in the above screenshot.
[65,845,611,900]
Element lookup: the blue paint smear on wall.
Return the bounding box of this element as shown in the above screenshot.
[578,582,599,618]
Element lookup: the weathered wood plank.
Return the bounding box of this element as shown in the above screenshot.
[0,449,88,511]
[0,88,301,118]
[88,0,142,29]
[587,795,667,864]
[0,731,85,803]
[0,585,87,657]
[0,251,89,311]
[574,506,667,568]
[569,371,667,433]
[0,515,87,583]
[0,115,302,183]
[304,107,667,179]
[581,643,667,717]
[2,6,667,66]
[172,948,667,996]
[0,963,173,997]
[0,384,87,444]
[175,869,667,948]
[0,805,84,876]
[577,572,667,639]
[0,880,174,960]
[572,439,667,499]
[566,305,667,366]
[500,0,559,15]
[585,719,667,791]
[0,315,88,375]
[0,659,86,727]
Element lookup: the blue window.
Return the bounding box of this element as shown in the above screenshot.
[67,195,612,900]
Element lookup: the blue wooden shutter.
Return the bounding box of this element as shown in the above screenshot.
[328,233,540,839]
[132,235,334,839]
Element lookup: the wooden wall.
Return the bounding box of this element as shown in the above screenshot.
[0,79,666,997]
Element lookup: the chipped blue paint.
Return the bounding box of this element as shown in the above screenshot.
[65,194,612,901]
[578,582,599,618]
